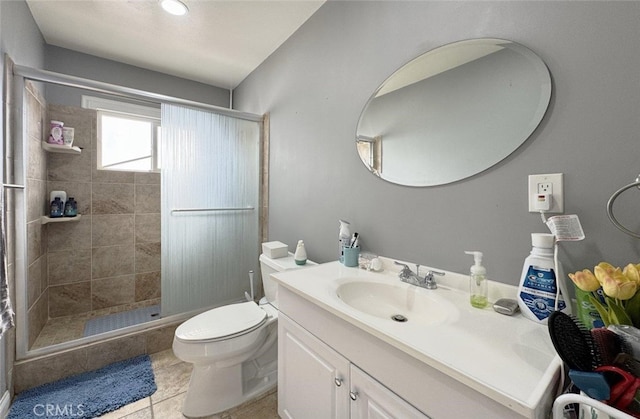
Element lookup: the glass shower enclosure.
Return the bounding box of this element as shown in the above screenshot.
[12,64,265,359]
[161,104,261,317]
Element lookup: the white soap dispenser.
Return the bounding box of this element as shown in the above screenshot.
[465,251,488,308]
[294,240,307,265]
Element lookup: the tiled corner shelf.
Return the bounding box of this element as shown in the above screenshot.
[41,214,82,225]
[41,142,82,154]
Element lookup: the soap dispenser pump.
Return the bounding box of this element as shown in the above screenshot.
[294,240,307,265]
[465,251,488,308]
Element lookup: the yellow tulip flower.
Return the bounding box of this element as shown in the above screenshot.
[568,269,601,292]
[573,261,640,327]
[595,262,621,285]
[601,271,638,300]
[623,264,640,285]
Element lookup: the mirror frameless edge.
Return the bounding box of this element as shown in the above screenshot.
[355,38,552,187]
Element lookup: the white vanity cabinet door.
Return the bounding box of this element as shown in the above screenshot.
[279,314,350,419]
[350,365,429,419]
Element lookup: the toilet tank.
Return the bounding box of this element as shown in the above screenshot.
[259,253,316,305]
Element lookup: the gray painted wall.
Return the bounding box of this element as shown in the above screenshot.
[1,0,45,71]
[44,46,230,108]
[234,1,640,286]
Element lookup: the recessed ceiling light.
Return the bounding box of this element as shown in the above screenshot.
[160,0,188,16]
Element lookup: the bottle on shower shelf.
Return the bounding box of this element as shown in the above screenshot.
[64,197,77,217]
[50,197,63,218]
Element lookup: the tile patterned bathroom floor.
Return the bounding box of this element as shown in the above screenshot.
[99,349,279,419]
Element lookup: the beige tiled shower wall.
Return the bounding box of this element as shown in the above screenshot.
[25,82,48,349]
[46,103,161,318]
[25,102,161,348]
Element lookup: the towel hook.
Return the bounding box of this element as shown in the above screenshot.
[606,174,640,238]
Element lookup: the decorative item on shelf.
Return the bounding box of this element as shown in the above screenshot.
[64,197,77,217]
[62,127,74,147]
[569,262,640,328]
[48,120,64,145]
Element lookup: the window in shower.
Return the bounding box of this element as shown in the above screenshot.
[83,96,161,172]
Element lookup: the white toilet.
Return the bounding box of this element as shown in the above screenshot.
[172,247,315,418]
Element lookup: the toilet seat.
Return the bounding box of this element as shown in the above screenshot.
[175,302,267,343]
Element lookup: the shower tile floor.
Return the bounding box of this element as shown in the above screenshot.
[31,300,161,350]
[99,349,279,419]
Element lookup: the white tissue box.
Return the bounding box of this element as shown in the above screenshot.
[262,241,288,259]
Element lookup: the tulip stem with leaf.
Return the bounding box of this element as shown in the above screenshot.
[569,262,640,327]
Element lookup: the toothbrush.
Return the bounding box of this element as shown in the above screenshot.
[350,232,359,248]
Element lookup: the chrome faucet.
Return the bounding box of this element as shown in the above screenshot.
[394,261,444,290]
[421,268,445,290]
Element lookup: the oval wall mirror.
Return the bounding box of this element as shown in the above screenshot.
[355,38,552,187]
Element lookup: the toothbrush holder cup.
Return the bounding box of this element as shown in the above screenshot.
[342,246,361,267]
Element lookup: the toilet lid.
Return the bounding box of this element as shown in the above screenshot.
[175,301,267,342]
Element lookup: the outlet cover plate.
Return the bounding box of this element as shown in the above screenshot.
[528,173,564,213]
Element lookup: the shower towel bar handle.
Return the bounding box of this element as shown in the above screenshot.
[171,206,255,214]
[2,184,25,190]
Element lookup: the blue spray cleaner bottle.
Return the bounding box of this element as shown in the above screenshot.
[517,233,571,324]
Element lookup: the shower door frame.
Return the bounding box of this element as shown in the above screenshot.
[12,64,268,360]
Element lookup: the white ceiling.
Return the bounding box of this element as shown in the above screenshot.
[26,0,325,89]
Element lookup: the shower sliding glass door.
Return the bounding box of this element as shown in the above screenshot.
[160,104,261,317]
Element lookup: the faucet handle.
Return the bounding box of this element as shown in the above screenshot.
[422,269,444,290]
[393,261,413,279]
[424,269,445,278]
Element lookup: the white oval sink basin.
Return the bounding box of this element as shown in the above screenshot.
[336,280,457,326]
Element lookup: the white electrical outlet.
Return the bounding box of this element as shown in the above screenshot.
[528,173,564,213]
[537,182,553,194]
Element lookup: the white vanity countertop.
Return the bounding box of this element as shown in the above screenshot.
[272,259,562,418]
